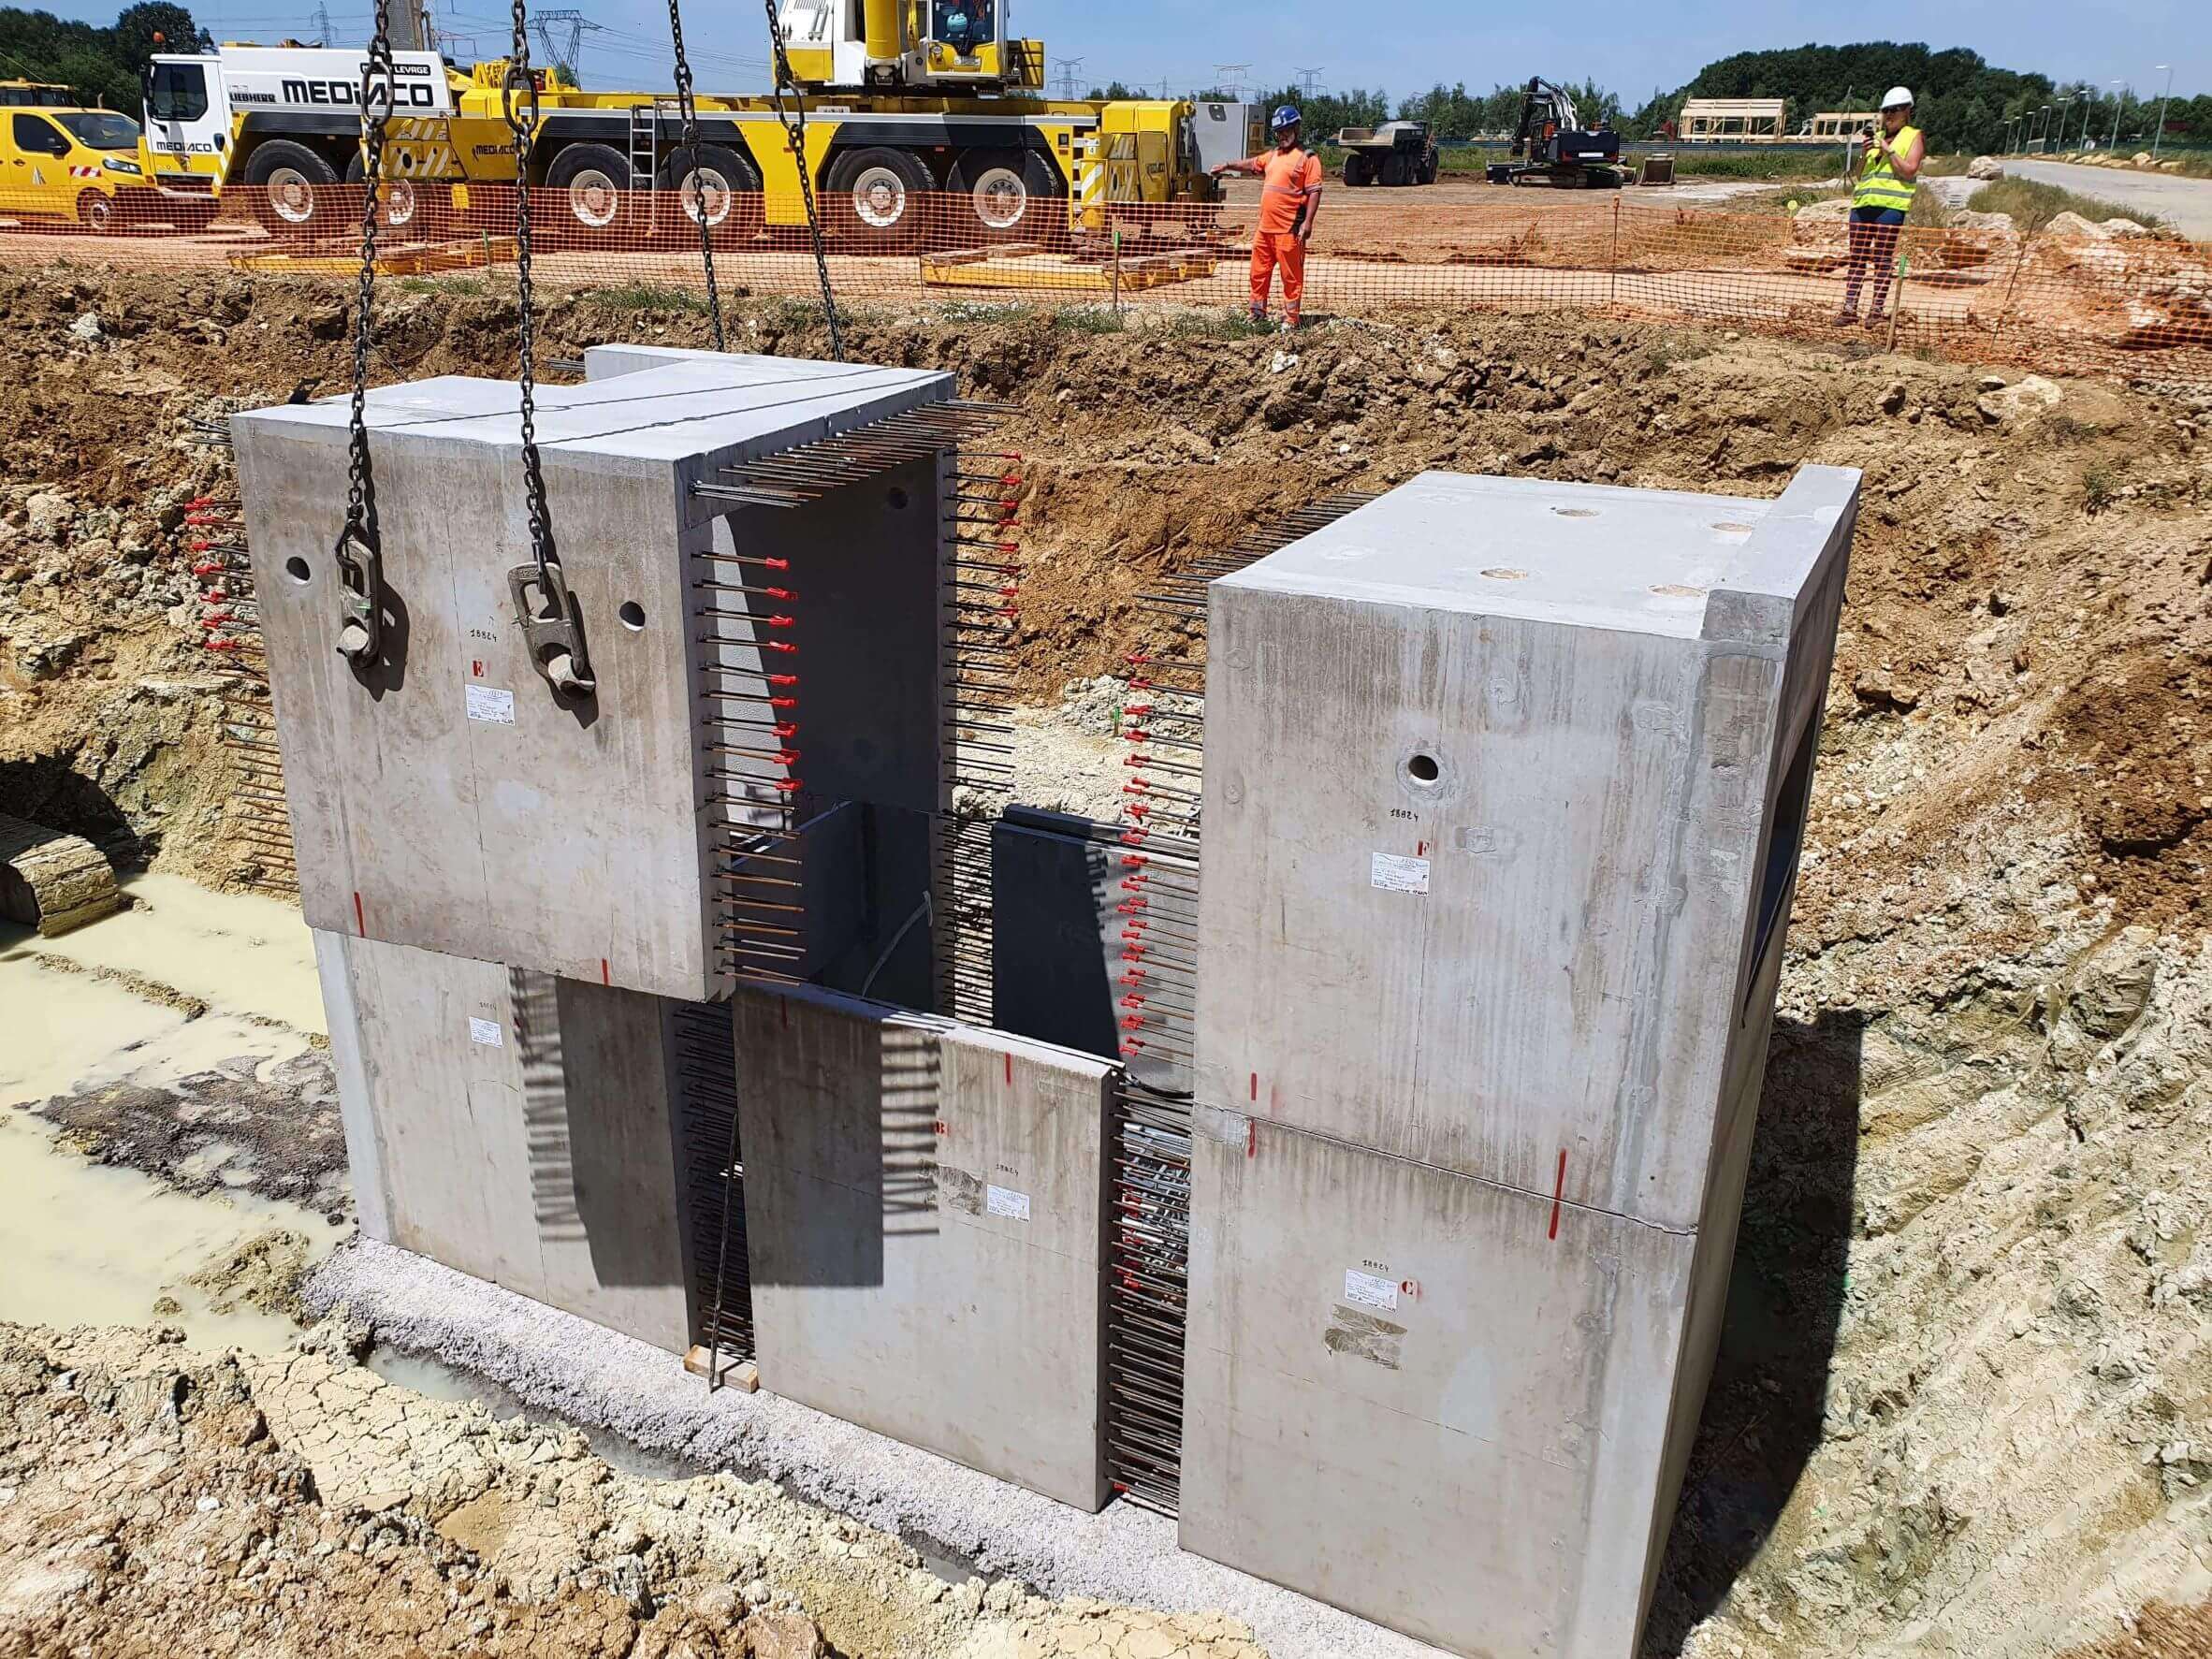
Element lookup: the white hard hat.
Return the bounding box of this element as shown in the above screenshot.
[1881,86,1914,109]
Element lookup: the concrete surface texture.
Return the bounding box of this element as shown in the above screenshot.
[1995,158,2212,240]
[314,927,691,1351]
[1183,466,1857,1657]
[1193,466,1859,1228]
[1179,1113,1695,1658]
[730,982,1115,1510]
[303,1237,1445,1659]
[228,352,953,1000]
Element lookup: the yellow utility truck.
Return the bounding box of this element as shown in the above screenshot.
[142,7,1218,245]
[0,99,205,231]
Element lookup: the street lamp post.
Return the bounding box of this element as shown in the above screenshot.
[2080,89,2095,149]
[2151,65,2173,161]
[2109,80,2125,151]
[2055,97,2070,153]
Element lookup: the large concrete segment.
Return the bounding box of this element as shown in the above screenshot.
[1193,467,1856,1228]
[230,354,953,1000]
[1179,1113,1695,1659]
[315,928,691,1351]
[988,808,1120,1064]
[734,985,1115,1510]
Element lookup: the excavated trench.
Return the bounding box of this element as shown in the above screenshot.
[1,266,2208,1656]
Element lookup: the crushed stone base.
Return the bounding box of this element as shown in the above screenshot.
[305,1237,1441,1659]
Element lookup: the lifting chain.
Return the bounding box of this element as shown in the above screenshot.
[763,0,843,360]
[665,0,725,350]
[333,0,399,666]
[502,0,595,695]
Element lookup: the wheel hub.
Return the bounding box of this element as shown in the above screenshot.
[269,167,315,224]
[569,168,620,228]
[852,167,908,229]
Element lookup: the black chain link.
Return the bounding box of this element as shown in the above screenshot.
[666,0,725,350]
[339,0,397,553]
[764,0,842,360]
[502,10,552,578]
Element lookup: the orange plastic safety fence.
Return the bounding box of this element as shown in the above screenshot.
[3,184,2206,382]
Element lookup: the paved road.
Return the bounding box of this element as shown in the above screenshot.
[1983,159,2212,240]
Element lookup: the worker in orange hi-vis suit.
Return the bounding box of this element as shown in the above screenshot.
[1211,105,1325,330]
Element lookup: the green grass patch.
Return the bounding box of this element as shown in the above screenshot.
[1964,175,2169,234]
[585,281,714,313]
[2079,462,2117,513]
[1667,147,1855,182]
[1049,306,1128,333]
[1163,310,1287,340]
[398,274,488,295]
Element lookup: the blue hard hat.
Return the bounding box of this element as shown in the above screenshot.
[1271,104,1302,129]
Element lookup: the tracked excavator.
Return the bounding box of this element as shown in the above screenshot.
[1485,76,1625,189]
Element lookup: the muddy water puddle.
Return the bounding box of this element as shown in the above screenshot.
[2,872,340,1354]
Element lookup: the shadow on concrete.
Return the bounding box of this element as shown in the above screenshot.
[1642,1008,1865,1654]
[0,757,141,865]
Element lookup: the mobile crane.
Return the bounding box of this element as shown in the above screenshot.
[142,4,1221,246]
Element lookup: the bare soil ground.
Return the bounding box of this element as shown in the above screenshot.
[0,1322,1264,1659]
[3,266,2211,1656]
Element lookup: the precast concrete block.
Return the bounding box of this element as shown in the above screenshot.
[1194,466,1857,1230]
[732,983,1114,1510]
[1179,1113,1738,1659]
[313,927,692,1350]
[234,352,955,1000]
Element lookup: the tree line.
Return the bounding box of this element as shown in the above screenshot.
[0,3,205,113]
[1097,41,2205,153]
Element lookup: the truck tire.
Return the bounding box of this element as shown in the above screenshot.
[344,153,422,232]
[241,139,340,237]
[656,141,764,245]
[947,149,1058,242]
[545,142,636,238]
[1380,153,1409,187]
[75,190,121,234]
[825,146,933,252]
[1342,153,1369,186]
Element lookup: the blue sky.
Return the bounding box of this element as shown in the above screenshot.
[98,0,2209,104]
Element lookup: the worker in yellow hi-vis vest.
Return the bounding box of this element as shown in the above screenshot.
[1837,86,1924,328]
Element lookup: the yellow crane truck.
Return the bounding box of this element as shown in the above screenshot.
[142,5,1219,246]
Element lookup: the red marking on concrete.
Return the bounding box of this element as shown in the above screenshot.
[1249,1071,1258,1102]
[353,891,365,937]
[471,659,485,677]
[1246,1119,1258,1159]
[601,958,610,985]
[779,998,789,1029]
[1548,1148,1568,1240]
[1004,1052,1013,1084]
[1418,840,1426,856]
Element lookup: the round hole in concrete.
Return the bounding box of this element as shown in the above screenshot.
[618,601,648,631]
[1479,567,1529,580]
[887,486,910,510]
[1712,520,1754,533]
[284,556,311,584]
[1651,583,1708,598]
[1551,506,1598,518]
[1405,752,1441,786]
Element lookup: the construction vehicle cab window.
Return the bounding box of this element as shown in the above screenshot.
[142,14,1223,246]
[1211,104,1320,330]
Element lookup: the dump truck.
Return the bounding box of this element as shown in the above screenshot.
[142,10,1220,246]
[1334,120,1436,186]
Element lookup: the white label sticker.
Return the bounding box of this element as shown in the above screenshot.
[1370,852,1430,895]
[1344,1268,1400,1311]
[985,1184,1031,1221]
[468,1017,502,1047]
[465,685,517,725]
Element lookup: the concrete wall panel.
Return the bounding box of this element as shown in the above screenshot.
[1179,1116,1694,1659]
[316,929,691,1351]
[734,985,1113,1510]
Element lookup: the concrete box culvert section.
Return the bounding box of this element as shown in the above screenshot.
[1180,465,1858,1657]
[229,350,956,1001]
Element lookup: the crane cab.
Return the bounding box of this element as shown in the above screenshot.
[775,0,1045,92]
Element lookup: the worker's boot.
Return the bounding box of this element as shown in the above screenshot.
[1833,307,1859,327]
[1864,309,1887,329]
[1247,307,1267,326]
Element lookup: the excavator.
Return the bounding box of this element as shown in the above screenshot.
[1485,76,1625,189]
